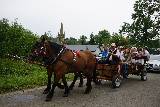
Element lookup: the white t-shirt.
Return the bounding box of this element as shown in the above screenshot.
[144,50,150,59]
[116,50,125,61]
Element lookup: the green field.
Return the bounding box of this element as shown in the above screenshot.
[0,58,75,94]
[0,58,48,93]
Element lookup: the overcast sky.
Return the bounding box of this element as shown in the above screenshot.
[0,0,135,39]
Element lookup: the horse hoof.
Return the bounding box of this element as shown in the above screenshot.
[69,86,74,90]
[45,98,52,101]
[43,89,50,94]
[78,84,83,87]
[84,90,91,94]
[45,97,52,102]
[84,91,89,94]
[84,87,92,94]
[45,93,53,101]
[45,95,52,101]
[63,94,68,97]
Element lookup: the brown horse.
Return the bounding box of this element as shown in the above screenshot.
[28,36,97,101]
[28,40,84,93]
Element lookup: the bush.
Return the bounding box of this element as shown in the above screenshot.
[0,18,38,57]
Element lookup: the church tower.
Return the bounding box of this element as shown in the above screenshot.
[57,23,65,44]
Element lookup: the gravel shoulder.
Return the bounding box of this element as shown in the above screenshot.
[0,73,160,107]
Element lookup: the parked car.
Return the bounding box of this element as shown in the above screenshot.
[146,55,160,73]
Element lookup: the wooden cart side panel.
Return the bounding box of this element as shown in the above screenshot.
[128,63,144,74]
[96,64,119,80]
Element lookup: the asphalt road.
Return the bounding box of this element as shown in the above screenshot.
[0,73,160,107]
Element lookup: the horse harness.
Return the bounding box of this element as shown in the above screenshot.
[43,46,78,67]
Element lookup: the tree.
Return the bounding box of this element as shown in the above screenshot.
[120,0,160,47]
[64,37,78,45]
[0,18,38,57]
[110,33,129,46]
[150,39,160,48]
[94,29,111,45]
[89,33,96,45]
[79,35,87,45]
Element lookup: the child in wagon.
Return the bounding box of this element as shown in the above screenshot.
[101,44,109,64]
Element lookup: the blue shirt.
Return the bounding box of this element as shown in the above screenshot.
[102,50,109,58]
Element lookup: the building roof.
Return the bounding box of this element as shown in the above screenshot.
[66,45,99,52]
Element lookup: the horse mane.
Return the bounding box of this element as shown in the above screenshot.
[48,41,64,55]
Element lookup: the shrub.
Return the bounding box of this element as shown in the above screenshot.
[0,18,38,57]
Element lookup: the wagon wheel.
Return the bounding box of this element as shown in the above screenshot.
[141,64,147,81]
[112,74,121,88]
[96,79,102,85]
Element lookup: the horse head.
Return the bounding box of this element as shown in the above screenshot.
[28,34,64,65]
[28,35,47,61]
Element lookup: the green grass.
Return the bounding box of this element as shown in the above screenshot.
[0,58,74,94]
[0,58,47,93]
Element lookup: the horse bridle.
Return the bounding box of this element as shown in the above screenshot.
[33,41,78,67]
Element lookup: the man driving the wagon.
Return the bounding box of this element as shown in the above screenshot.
[108,43,122,74]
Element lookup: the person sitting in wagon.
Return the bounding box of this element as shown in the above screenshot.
[121,47,129,78]
[101,44,109,64]
[109,43,122,64]
[118,46,125,61]
[120,47,137,78]
[143,46,150,64]
[130,47,139,70]
[108,43,122,73]
[130,47,138,63]
[109,43,117,54]
[118,46,129,78]
[94,44,104,57]
[96,44,110,64]
[136,48,145,65]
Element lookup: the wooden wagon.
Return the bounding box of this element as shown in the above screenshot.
[121,63,147,81]
[95,62,147,89]
[96,64,122,88]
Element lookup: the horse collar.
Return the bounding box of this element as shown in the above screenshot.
[44,47,66,66]
[72,51,78,62]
